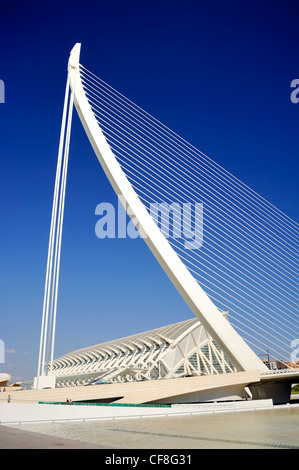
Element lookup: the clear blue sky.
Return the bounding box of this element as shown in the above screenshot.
[0,0,298,381]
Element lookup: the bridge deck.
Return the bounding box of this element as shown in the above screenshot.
[0,371,261,405]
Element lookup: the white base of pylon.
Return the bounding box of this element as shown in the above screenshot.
[33,375,56,390]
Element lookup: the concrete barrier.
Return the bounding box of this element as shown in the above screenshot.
[0,399,284,425]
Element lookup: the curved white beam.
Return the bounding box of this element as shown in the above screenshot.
[68,43,267,373]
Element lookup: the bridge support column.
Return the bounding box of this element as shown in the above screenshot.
[249,380,292,405]
[33,375,56,390]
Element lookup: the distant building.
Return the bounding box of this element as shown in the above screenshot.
[262,358,287,370]
[0,372,10,387]
[285,360,299,369]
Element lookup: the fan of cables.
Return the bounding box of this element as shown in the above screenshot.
[79,64,299,366]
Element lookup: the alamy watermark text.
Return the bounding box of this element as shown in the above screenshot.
[95,196,203,250]
[290,79,299,103]
[0,80,4,104]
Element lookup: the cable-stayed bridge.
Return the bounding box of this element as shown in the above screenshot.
[81,65,298,365]
[32,44,299,404]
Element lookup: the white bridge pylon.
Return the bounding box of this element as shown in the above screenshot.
[34,43,267,389]
[34,63,76,390]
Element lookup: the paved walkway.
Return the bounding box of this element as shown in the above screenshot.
[0,424,113,449]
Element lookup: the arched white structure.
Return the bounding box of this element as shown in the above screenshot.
[68,43,267,374]
[52,317,238,388]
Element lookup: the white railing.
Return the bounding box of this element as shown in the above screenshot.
[261,368,299,377]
